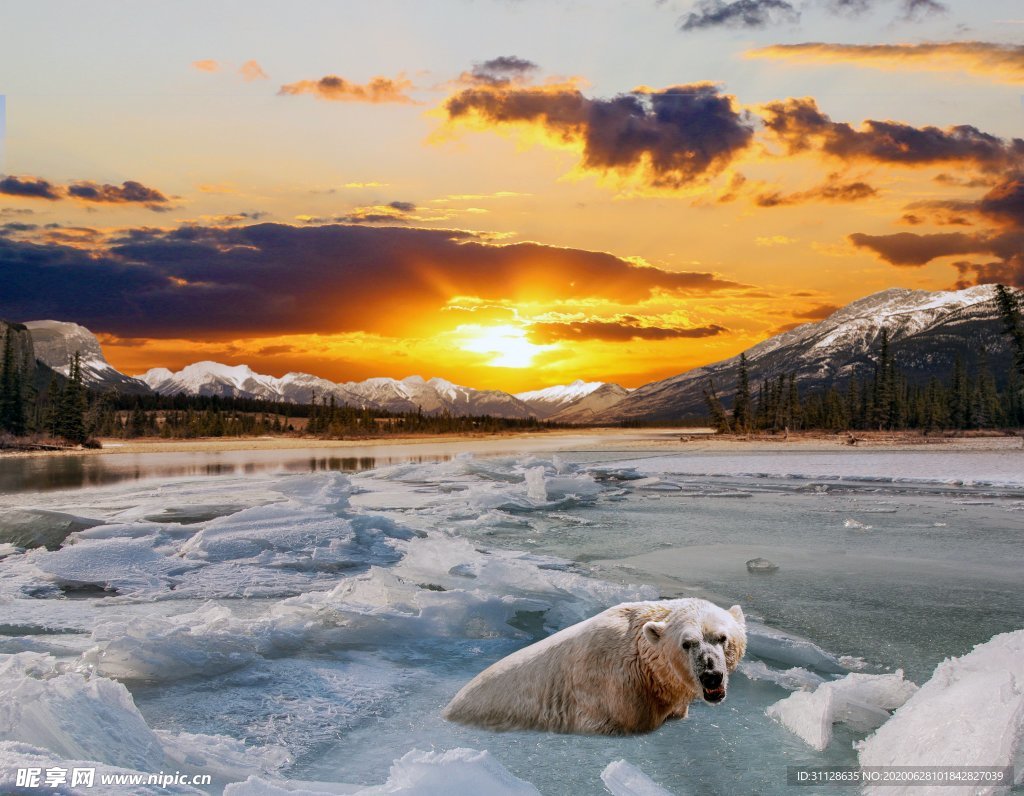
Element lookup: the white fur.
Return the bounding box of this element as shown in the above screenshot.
[443,598,746,735]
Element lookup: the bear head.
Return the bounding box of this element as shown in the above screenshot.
[642,600,746,705]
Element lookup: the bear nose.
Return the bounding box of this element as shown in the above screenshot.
[700,671,723,689]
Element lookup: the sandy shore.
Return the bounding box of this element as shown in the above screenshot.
[3,428,1021,459]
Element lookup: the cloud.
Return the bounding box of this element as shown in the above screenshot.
[851,175,1024,286]
[527,320,728,343]
[1,175,170,211]
[761,97,1024,172]
[0,223,747,339]
[192,59,220,73]
[900,0,946,20]
[279,75,416,103]
[755,235,798,246]
[443,82,754,188]
[0,175,62,200]
[755,175,877,206]
[67,180,169,207]
[793,303,839,319]
[240,60,269,81]
[952,258,1024,288]
[848,231,984,265]
[849,228,1023,266]
[465,56,539,86]
[318,201,436,225]
[978,177,1024,226]
[679,0,943,31]
[680,0,799,31]
[747,41,1024,84]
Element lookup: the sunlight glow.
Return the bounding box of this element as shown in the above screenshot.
[455,324,553,368]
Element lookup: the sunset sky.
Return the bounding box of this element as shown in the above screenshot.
[1,0,1022,391]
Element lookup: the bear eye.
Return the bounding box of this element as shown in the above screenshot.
[681,640,694,651]
[713,634,727,645]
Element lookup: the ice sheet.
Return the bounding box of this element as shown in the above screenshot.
[1,448,1021,796]
[857,629,1024,795]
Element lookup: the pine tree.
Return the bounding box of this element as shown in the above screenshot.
[994,284,1024,376]
[732,353,752,432]
[0,327,27,436]
[56,352,87,443]
[703,380,731,434]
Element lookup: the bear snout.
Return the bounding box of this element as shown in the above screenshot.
[699,670,726,703]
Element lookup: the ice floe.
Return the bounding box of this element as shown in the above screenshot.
[767,670,918,751]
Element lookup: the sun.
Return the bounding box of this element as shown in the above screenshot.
[456,324,553,368]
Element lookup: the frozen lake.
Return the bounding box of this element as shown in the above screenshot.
[1,439,1022,794]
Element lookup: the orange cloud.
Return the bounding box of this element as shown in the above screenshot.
[192,59,220,73]
[747,41,1024,85]
[240,60,269,82]
[279,75,416,104]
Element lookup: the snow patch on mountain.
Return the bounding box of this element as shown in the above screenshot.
[26,321,151,395]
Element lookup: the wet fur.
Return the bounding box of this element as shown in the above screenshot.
[443,598,746,735]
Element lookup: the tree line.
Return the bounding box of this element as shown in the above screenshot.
[0,348,551,444]
[704,284,1024,433]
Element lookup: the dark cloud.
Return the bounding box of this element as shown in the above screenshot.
[0,223,747,339]
[67,180,169,208]
[279,75,415,103]
[528,320,728,343]
[953,258,1024,289]
[0,176,62,200]
[762,98,1024,172]
[468,56,539,86]
[900,0,946,20]
[900,210,971,227]
[793,303,839,319]
[756,175,876,207]
[850,227,1023,266]
[978,177,1024,226]
[853,175,1024,285]
[849,231,983,266]
[680,0,799,30]
[445,83,754,188]
[1,222,38,233]
[335,202,418,224]
[823,0,871,13]
[1,175,171,211]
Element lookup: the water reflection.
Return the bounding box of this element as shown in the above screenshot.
[0,450,449,493]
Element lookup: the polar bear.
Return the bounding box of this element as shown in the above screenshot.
[443,598,746,735]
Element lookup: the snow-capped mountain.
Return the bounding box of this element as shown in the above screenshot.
[139,362,284,401]
[547,383,632,423]
[594,284,1018,423]
[138,364,538,418]
[516,380,629,420]
[26,320,151,395]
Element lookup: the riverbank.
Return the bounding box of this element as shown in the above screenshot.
[2,427,1021,460]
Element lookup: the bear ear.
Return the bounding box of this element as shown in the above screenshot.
[728,605,745,626]
[642,621,667,645]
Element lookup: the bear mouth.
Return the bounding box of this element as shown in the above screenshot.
[702,685,726,703]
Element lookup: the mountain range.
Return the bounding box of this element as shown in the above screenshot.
[16,284,1020,424]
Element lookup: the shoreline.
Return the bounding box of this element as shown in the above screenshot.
[2,428,1022,459]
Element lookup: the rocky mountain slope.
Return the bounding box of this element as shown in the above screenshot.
[593,285,1017,423]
